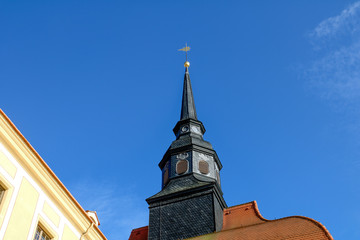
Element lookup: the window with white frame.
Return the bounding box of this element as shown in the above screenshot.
[33,226,51,240]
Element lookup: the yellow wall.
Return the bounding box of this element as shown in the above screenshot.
[0,175,14,232]
[0,110,106,240]
[43,201,61,228]
[3,178,39,240]
[0,150,95,240]
[62,225,79,240]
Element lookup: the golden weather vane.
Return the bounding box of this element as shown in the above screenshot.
[178,43,190,67]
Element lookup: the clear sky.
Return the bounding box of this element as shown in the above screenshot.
[1,1,359,239]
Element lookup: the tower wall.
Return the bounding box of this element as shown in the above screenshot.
[148,190,224,240]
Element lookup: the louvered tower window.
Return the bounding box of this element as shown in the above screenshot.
[33,226,51,240]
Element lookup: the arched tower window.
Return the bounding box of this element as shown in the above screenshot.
[176,160,188,175]
[199,160,209,174]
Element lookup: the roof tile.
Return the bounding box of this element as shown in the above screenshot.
[128,226,148,240]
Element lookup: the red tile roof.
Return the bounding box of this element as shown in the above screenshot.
[128,201,333,240]
[189,201,333,240]
[128,226,148,240]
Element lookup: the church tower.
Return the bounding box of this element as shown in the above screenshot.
[146,60,227,240]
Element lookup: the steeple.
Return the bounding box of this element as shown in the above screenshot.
[172,65,206,140]
[180,67,197,120]
[146,54,227,240]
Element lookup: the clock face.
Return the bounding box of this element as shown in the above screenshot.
[191,125,201,134]
[181,125,189,133]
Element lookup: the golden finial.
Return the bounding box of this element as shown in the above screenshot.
[178,43,190,68]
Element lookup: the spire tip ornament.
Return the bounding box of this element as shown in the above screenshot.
[178,44,190,68]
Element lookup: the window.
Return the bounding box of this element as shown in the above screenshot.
[176,160,188,175]
[163,168,169,186]
[199,160,209,174]
[33,226,51,240]
[162,161,170,187]
[216,171,221,186]
[0,185,5,204]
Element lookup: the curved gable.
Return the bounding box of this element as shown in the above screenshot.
[189,201,333,240]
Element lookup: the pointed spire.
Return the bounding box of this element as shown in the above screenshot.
[180,67,198,120]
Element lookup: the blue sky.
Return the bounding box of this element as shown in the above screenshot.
[1,1,360,239]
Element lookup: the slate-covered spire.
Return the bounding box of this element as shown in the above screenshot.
[180,67,198,120]
[147,57,226,240]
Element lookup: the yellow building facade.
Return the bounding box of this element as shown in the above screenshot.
[0,109,107,240]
